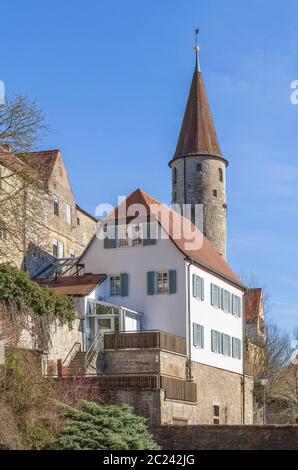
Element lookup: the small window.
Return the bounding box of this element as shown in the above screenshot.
[77,217,80,226]
[213,189,218,198]
[232,294,242,317]
[173,167,177,184]
[232,338,242,359]
[218,168,223,182]
[193,274,204,301]
[222,289,231,313]
[53,240,58,257]
[132,224,143,247]
[157,271,169,294]
[118,226,129,247]
[193,323,204,349]
[70,249,75,258]
[0,228,7,241]
[110,275,121,296]
[211,284,221,308]
[53,195,59,216]
[222,334,231,357]
[196,163,202,172]
[53,240,64,258]
[66,203,72,224]
[213,405,220,425]
[211,330,223,354]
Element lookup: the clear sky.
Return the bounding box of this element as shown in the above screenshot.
[1,0,297,333]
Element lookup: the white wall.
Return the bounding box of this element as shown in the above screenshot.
[80,229,244,374]
[80,230,187,338]
[188,263,244,374]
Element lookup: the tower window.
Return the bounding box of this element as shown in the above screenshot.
[173,167,177,184]
[213,189,218,198]
[196,163,202,172]
[213,405,220,425]
[218,168,223,182]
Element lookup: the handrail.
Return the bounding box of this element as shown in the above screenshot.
[62,341,81,366]
[84,330,104,372]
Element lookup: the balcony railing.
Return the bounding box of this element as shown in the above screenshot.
[95,374,197,403]
[104,330,186,355]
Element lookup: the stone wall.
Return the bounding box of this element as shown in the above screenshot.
[191,361,254,424]
[16,317,83,374]
[104,348,187,379]
[153,424,298,450]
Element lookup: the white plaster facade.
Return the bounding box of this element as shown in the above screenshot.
[80,223,244,375]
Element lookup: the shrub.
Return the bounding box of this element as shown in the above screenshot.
[0,263,76,324]
[53,401,159,450]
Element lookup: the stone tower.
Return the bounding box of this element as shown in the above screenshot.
[169,46,228,259]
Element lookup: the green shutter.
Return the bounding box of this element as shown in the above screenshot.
[143,222,157,246]
[120,273,129,296]
[104,236,117,249]
[169,270,177,294]
[147,271,155,295]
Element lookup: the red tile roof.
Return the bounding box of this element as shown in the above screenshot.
[245,288,263,322]
[37,274,106,297]
[95,188,244,288]
[16,150,59,185]
[0,148,59,186]
[170,67,224,164]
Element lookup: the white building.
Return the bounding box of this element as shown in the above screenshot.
[75,187,245,376]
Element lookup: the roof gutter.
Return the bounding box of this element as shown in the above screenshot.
[185,256,246,291]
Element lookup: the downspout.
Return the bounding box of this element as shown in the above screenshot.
[185,257,192,381]
[242,290,246,424]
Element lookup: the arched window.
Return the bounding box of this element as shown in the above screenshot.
[218,168,223,182]
[173,167,177,184]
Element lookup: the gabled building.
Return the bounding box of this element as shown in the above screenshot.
[0,146,96,275]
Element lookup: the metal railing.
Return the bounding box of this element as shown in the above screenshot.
[62,341,81,367]
[84,330,104,372]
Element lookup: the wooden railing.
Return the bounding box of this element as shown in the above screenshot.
[95,374,197,403]
[104,331,186,355]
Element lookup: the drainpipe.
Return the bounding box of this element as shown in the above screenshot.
[185,257,192,381]
[242,290,246,424]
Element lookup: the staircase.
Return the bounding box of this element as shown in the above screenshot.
[63,331,104,376]
[67,351,87,375]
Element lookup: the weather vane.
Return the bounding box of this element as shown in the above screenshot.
[194,27,200,71]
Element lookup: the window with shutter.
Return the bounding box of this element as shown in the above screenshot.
[147,271,156,295]
[193,274,204,301]
[193,323,204,349]
[120,273,129,297]
[169,270,177,294]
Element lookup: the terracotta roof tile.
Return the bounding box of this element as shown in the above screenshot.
[170,67,223,164]
[100,188,243,287]
[37,274,106,297]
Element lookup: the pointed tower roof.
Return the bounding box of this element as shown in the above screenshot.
[170,48,226,165]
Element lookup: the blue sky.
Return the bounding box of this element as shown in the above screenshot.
[1,0,297,333]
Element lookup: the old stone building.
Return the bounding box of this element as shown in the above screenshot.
[0,146,96,275]
[169,49,228,259]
